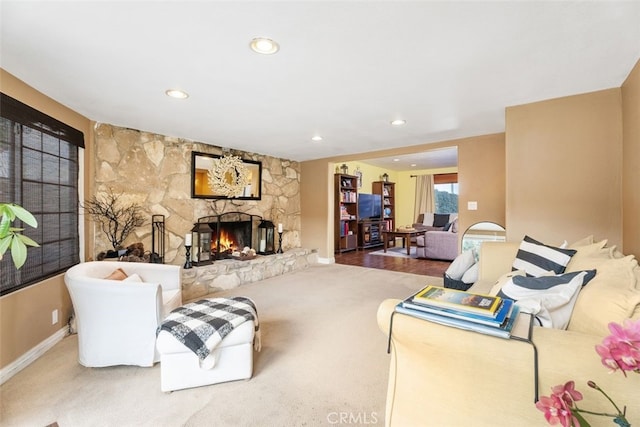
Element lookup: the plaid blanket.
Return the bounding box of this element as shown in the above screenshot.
[158,296,260,369]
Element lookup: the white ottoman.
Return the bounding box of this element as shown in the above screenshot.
[156,320,256,392]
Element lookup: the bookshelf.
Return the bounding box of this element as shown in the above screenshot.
[334,174,358,253]
[373,181,395,232]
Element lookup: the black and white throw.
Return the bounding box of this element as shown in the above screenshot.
[158,296,260,369]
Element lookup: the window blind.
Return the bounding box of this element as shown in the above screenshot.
[0,93,83,295]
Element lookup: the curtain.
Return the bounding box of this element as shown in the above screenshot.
[414,174,435,222]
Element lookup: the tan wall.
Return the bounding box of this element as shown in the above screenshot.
[0,69,92,369]
[457,134,506,239]
[300,160,333,260]
[505,88,623,247]
[622,59,640,258]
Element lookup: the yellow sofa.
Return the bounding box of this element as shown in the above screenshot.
[377,240,640,426]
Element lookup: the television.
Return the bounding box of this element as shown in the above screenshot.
[358,193,382,220]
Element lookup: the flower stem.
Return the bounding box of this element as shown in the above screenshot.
[574,408,622,418]
[589,382,627,417]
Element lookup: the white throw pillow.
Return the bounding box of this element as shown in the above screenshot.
[422,213,435,226]
[445,250,476,280]
[490,270,526,295]
[450,217,459,233]
[123,273,144,282]
[461,262,479,284]
[497,270,596,329]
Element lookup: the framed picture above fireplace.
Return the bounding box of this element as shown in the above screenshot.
[191,151,262,200]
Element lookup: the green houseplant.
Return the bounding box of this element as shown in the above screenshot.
[0,203,39,269]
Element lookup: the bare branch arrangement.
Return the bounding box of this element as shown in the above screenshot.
[83,189,145,250]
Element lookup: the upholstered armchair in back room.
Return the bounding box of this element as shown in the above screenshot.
[412,213,459,261]
[64,261,182,367]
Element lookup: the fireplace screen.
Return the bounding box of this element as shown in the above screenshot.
[193,212,262,261]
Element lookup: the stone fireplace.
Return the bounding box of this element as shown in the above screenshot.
[193,212,263,261]
[93,124,302,265]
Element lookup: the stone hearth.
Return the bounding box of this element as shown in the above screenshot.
[181,248,316,301]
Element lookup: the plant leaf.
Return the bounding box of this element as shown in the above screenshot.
[17,234,40,247]
[0,204,16,221]
[573,411,591,427]
[7,204,38,228]
[10,235,27,269]
[0,235,11,255]
[0,214,10,238]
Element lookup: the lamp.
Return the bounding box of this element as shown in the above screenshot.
[257,220,275,255]
[382,173,389,182]
[191,222,213,266]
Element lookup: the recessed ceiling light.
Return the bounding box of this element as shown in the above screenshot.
[391,119,406,126]
[411,163,417,167]
[165,89,189,99]
[393,158,400,162]
[250,37,280,55]
[311,135,323,141]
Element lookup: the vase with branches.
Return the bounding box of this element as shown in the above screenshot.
[83,189,145,251]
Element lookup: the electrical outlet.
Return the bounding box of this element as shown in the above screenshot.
[52,309,58,325]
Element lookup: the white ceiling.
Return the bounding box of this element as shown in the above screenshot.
[1,1,639,169]
[360,146,458,171]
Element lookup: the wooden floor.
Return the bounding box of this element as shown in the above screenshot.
[333,246,451,277]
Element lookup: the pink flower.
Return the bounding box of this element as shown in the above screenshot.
[596,319,640,376]
[536,381,582,427]
[536,395,577,427]
[552,380,583,405]
[607,319,640,348]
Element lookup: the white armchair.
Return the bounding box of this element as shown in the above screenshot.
[64,261,182,368]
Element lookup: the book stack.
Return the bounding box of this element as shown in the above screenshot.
[396,285,521,339]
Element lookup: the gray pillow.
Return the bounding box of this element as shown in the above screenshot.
[433,214,449,228]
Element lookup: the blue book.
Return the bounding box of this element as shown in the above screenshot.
[394,303,522,339]
[402,298,514,328]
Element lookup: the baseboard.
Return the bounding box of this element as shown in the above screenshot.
[0,327,68,385]
[317,256,335,264]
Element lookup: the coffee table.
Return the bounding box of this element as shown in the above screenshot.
[382,229,425,255]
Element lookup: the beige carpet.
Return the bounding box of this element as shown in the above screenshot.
[0,264,442,427]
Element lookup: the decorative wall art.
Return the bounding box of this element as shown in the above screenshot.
[191,151,262,199]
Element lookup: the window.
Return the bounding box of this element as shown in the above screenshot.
[434,173,458,214]
[0,93,84,295]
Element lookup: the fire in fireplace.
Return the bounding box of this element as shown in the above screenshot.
[214,220,252,258]
[192,212,263,262]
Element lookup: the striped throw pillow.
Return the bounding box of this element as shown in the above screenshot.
[512,235,577,277]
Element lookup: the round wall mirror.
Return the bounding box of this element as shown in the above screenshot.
[461,222,506,256]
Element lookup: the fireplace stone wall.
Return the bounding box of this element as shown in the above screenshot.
[92,123,302,264]
[182,248,316,301]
